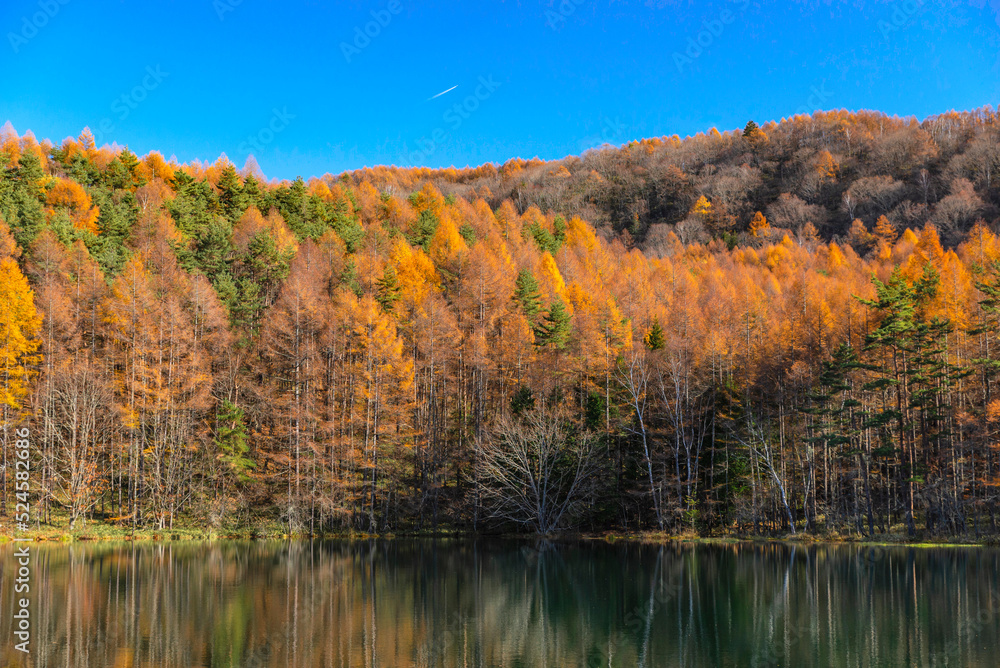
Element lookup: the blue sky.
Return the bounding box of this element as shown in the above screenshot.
[1,0,998,181]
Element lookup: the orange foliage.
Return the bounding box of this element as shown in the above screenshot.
[46,178,101,234]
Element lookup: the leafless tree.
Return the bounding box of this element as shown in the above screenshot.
[47,364,112,529]
[932,178,985,242]
[917,168,932,204]
[729,416,796,535]
[845,175,906,218]
[768,193,827,231]
[617,348,665,529]
[841,192,857,223]
[477,406,598,534]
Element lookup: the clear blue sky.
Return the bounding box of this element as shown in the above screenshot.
[1,0,997,181]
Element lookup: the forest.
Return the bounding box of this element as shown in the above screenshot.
[2,107,1000,539]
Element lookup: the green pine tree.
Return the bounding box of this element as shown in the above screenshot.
[459,222,477,246]
[242,174,264,211]
[511,385,536,415]
[535,299,572,350]
[340,259,363,296]
[215,400,256,482]
[376,265,402,313]
[216,164,247,222]
[970,260,1000,406]
[644,317,665,351]
[513,269,542,318]
[408,210,439,251]
[118,148,145,188]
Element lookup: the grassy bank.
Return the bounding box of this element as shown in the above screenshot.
[1,515,996,548]
[578,530,991,548]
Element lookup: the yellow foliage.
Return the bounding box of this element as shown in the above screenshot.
[816,150,839,180]
[308,180,333,201]
[0,258,42,411]
[565,282,593,314]
[494,201,520,239]
[564,216,597,253]
[959,221,1000,267]
[428,211,468,264]
[233,206,298,256]
[355,181,383,226]
[383,195,416,232]
[409,182,446,218]
[749,211,769,237]
[46,178,101,234]
[0,218,20,260]
[141,151,175,183]
[988,400,1000,424]
[874,215,897,244]
[265,210,299,256]
[766,243,793,270]
[827,242,847,271]
[604,298,631,353]
[389,238,440,305]
[538,252,569,309]
[691,195,713,220]
[349,295,414,394]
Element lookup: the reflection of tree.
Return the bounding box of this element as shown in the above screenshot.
[5,541,1000,667]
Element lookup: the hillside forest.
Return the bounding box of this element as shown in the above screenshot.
[2,107,1000,538]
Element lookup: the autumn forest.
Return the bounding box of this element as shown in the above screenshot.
[3,108,1000,539]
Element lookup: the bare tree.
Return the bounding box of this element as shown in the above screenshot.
[47,364,112,529]
[768,193,827,231]
[917,168,932,204]
[617,348,665,529]
[841,192,857,223]
[932,178,985,241]
[477,406,598,534]
[844,175,906,219]
[730,416,796,535]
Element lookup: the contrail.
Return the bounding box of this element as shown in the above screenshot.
[428,85,458,100]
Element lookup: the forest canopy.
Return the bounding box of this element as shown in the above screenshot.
[1,107,1000,538]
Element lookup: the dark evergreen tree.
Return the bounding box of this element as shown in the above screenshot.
[376,265,402,313]
[535,299,572,350]
[408,210,439,252]
[513,269,542,318]
[644,317,665,351]
[216,164,247,222]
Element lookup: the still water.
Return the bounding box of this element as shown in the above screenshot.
[0,539,997,667]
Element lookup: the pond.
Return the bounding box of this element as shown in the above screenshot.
[0,539,997,666]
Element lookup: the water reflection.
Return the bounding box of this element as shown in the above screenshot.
[1,539,998,667]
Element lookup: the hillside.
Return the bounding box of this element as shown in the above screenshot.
[340,107,1000,251]
[1,112,1000,539]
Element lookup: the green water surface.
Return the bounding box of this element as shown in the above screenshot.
[1,539,996,667]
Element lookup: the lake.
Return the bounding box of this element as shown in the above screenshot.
[1,539,997,667]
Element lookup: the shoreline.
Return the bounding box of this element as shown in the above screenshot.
[0,523,993,549]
